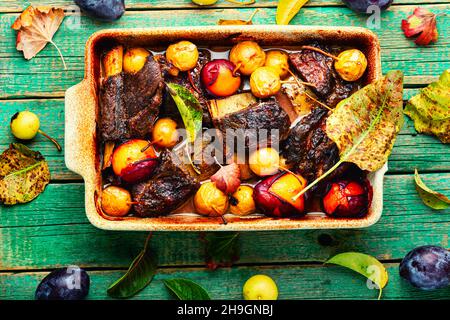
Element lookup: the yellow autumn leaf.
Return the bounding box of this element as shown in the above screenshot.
[276,0,309,25]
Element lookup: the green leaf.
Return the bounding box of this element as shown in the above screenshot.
[414,169,450,210]
[166,82,203,143]
[0,143,50,205]
[107,234,158,299]
[164,279,211,300]
[294,71,404,199]
[202,232,240,269]
[405,69,450,143]
[326,252,389,300]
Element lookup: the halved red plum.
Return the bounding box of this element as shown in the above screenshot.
[253,172,307,217]
[112,139,158,183]
[322,180,372,217]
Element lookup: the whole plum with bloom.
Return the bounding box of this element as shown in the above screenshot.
[75,0,125,21]
[342,0,393,14]
[400,245,450,290]
[35,267,90,300]
[201,59,241,97]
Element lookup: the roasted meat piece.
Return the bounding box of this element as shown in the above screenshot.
[208,95,291,149]
[132,150,200,217]
[282,107,341,182]
[289,44,359,107]
[100,56,164,141]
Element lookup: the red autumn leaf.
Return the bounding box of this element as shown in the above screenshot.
[11,6,67,69]
[401,7,438,46]
[210,163,241,194]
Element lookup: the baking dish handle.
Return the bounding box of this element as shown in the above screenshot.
[64,79,97,178]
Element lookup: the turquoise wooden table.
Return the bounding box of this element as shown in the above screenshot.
[0,0,449,300]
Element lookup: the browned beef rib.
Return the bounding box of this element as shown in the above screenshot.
[210,98,291,149]
[282,107,341,182]
[99,56,164,141]
[100,74,128,140]
[289,44,359,108]
[132,150,200,217]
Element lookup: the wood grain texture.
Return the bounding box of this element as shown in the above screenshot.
[0,4,449,98]
[1,0,446,12]
[2,264,450,300]
[1,173,449,270]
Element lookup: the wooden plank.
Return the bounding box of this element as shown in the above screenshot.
[2,263,450,300]
[0,99,78,180]
[0,5,448,98]
[1,173,449,270]
[1,0,444,12]
[1,94,449,181]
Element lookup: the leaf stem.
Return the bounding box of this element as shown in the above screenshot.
[292,76,394,201]
[301,45,340,61]
[50,40,67,70]
[38,129,62,152]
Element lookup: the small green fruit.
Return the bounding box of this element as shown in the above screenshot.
[10,111,40,140]
[10,111,62,151]
[243,274,278,300]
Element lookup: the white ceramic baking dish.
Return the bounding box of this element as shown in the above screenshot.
[65,25,385,231]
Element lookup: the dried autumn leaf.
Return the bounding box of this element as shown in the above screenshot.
[218,9,258,25]
[12,6,67,69]
[276,0,309,25]
[326,252,389,300]
[401,7,439,46]
[293,71,404,200]
[414,169,450,210]
[0,143,50,205]
[404,69,450,143]
[326,70,404,171]
[211,163,241,194]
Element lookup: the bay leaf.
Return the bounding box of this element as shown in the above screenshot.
[107,233,158,299]
[0,143,50,205]
[404,69,450,143]
[326,252,389,299]
[167,82,203,143]
[202,232,240,270]
[414,169,450,210]
[164,279,211,300]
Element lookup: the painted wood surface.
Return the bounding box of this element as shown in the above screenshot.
[2,264,450,300]
[0,0,449,300]
[0,5,449,98]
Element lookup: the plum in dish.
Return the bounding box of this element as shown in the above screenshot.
[98,40,372,220]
